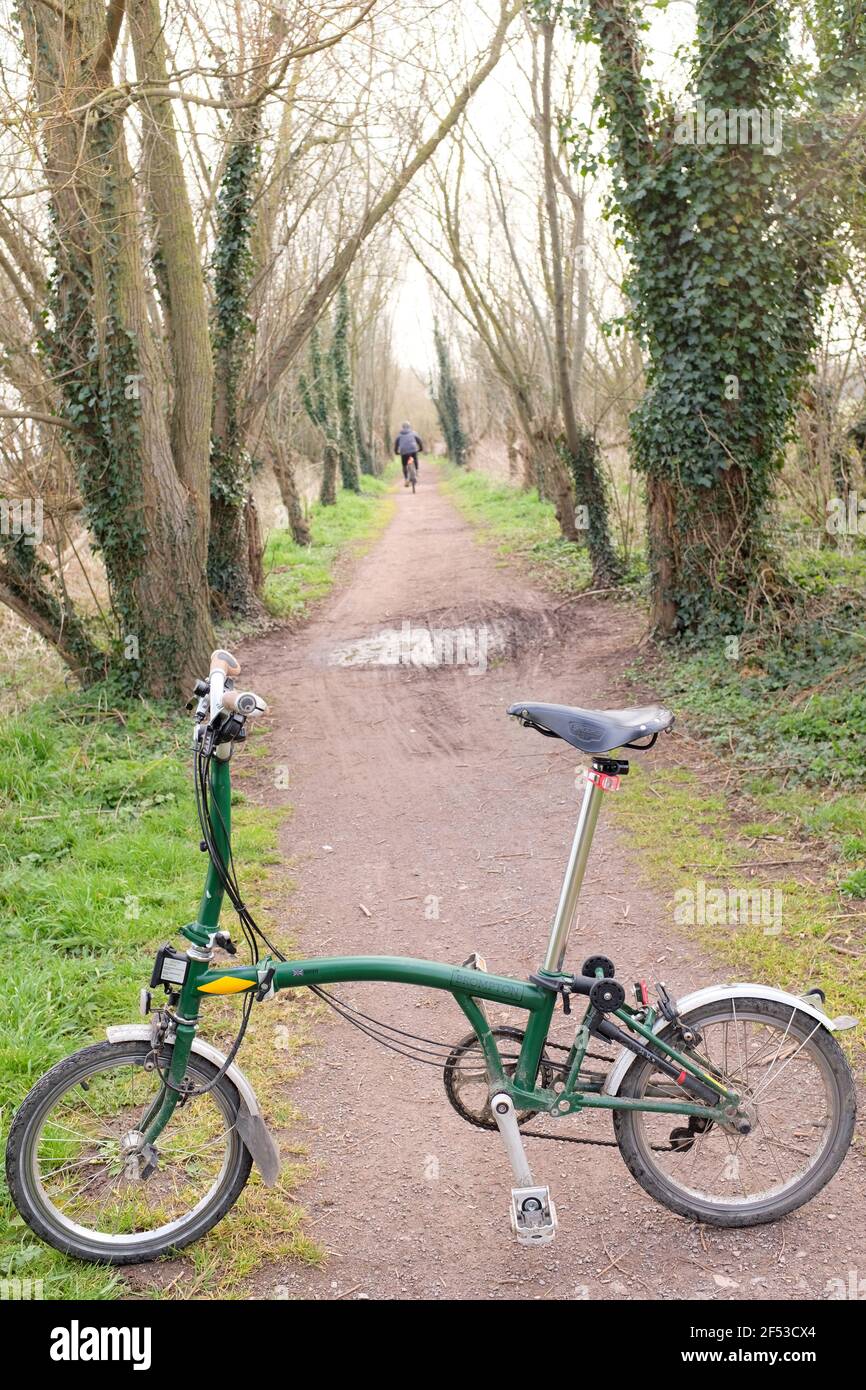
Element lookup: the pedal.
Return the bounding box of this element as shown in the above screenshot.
[509,1186,557,1245]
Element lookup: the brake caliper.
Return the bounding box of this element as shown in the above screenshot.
[656,981,702,1048]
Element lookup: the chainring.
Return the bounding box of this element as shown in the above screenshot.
[443,1025,556,1130]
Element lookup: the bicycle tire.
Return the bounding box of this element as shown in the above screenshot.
[6,1040,253,1264]
[613,996,855,1226]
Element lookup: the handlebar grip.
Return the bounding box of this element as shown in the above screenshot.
[210,649,241,679]
[221,689,269,716]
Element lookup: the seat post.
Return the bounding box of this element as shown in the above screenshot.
[542,771,606,973]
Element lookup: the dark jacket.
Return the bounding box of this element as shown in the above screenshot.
[395,429,423,456]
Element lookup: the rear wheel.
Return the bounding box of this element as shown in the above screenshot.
[6,1040,252,1264]
[613,997,855,1226]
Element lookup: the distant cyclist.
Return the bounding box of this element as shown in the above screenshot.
[395,422,423,487]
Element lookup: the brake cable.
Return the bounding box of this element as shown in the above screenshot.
[150,989,255,1100]
[149,740,280,1101]
[195,740,287,963]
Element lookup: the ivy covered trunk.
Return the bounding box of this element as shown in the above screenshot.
[20,0,215,697]
[578,0,855,635]
[354,408,377,476]
[210,123,263,616]
[300,324,341,508]
[530,423,579,540]
[562,430,621,587]
[85,112,216,689]
[332,285,361,492]
[433,326,468,466]
[538,15,621,586]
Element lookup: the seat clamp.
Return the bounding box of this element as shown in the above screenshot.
[587,768,621,792]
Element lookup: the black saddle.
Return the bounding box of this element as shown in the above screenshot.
[508,701,674,755]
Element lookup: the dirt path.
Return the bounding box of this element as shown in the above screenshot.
[242,463,864,1302]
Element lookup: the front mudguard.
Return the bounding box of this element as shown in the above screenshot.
[603,983,855,1097]
[106,1024,281,1186]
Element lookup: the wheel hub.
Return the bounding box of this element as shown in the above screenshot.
[119,1130,159,1181]
[723,1098,757,1137]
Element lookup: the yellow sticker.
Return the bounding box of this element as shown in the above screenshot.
[198,976,255,994]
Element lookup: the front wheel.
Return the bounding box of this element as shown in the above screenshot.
[6,1040,252,1264]
[613,997,856,1227]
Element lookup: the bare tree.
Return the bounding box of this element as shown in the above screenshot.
[1,0,520,691]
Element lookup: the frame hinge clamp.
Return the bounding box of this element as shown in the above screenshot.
[529,971,580,1015]
[255,963,277,1002]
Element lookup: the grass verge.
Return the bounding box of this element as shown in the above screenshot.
[0,698,323,1298]
[440,464,595,594]
[614,545,866,1051]
[263,474,393,618]
[609,762,864,1043]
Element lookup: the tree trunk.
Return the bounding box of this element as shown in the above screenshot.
[644,466,777,637]
[245,493,264,593]
[320,443,338,506]
[539,18,620,587]
[210,120,263,618]
[564,429,622,587]
[129,0,212,522]
[519,442,534,492]
[506,419,520,482]
[19,0,215,699]
[333,284,361,492]
[91,123,215,689]
[208,484,263,619]
[354,406,376,476]
[645,477,678,637]
[533,424,578,540]
[269,437,312,545]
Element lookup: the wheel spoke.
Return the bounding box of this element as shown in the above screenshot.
[750,1023,821,1104]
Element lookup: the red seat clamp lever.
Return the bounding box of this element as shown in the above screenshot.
[587,768,620,792]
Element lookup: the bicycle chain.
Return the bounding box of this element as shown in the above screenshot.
[515,1037,619,1148]
[520,1127,619,1147]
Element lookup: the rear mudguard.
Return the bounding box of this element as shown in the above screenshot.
[603,983,854,1097]
[105,1024,280,1186]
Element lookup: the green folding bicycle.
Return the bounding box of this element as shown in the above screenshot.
[6,650,857,1263]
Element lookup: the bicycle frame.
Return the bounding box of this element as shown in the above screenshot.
[145,747,740,1146]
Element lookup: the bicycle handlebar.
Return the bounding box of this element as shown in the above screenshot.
[203,650,269,727]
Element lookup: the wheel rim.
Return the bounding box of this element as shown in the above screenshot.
[628,1004,838,1212]
[26,1050,236,1248]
